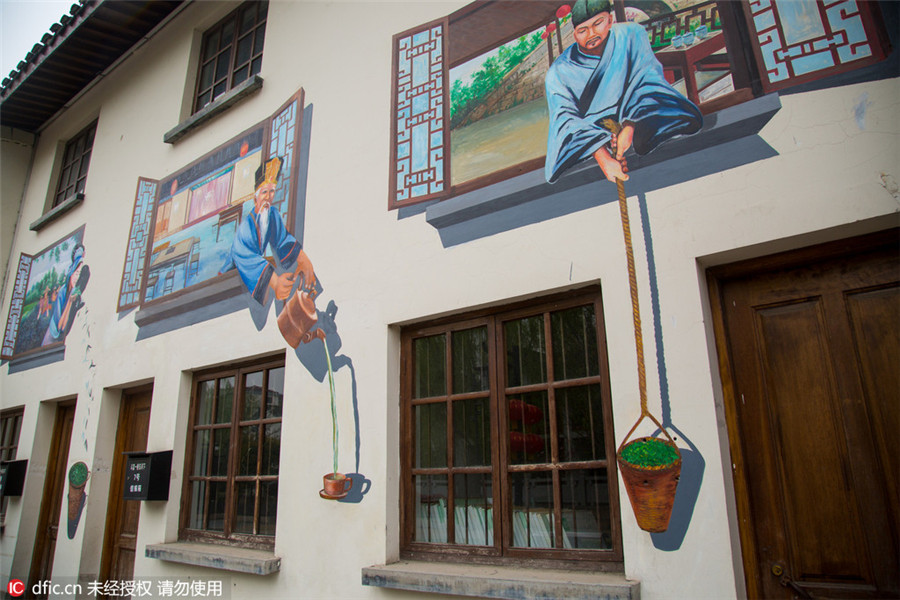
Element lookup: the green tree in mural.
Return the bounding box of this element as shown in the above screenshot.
[450,31,544,128]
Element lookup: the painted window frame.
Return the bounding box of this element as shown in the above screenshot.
[193,0,268,115]
[52,120,97,209]
[399,287,624,568]
[388,0,892,210]
[179,355,285,551]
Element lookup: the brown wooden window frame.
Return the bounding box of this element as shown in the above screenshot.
[53,120,97,209]
[400,287,624,568]
[0,407,24,528]
[179,355,284,550]
[193,0,268,115]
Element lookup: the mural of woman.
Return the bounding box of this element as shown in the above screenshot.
[42,244,90,345]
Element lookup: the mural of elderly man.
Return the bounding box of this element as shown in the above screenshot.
[224,156,316,305]
[42,243,90,345]
[545,0,702,183]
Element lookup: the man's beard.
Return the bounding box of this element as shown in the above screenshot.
[258,206,271,242]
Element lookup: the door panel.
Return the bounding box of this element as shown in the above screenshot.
[29,402,76,595]
[711,230,899,599]
[100,388,152,587]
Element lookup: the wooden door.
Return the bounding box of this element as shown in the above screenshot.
[99,387,152,586]
[28,401,76,594]
[710,229,899,599]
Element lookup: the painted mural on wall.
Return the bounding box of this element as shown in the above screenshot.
[143,127,266,303]
[67,461,90,538]
[545,0,702,183]
[1,226,90,359]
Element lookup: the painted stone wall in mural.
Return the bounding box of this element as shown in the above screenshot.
[1,226,89,359]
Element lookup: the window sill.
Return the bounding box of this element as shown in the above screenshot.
[133,270,245,336]
[423,93,782,247]
[145,541,280,575]
[30,193,84,232]
[164,75,264,144]
[361,560,639,600]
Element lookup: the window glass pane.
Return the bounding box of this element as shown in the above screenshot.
[253,26,265,55]
[551,305,599,380]
[239,5,256,34]
[243,371,263,420]
[414,474,448,543]
[561,469,612,549]
[557,384,606,463]
[213,81,227,100]
[505,316,546,387]
[233,66,248,87]
[189,480,206,529]
[414,334,445,398]
[199,61,214,90]
[207,481,227,531]
[508,391,549,465]
[250,56,262,76]
[203,29,220,58]
[259,481,278,536]
[452,397,490,467]
[265,367,284,418]
[192,429,210,476]
[216,377,234,423]
[215,53,229,81]
[78,155,91,179]
[211,428,230,476]
[220,19,234,50]
[239,425,259,476]
[236,34,253,66]
[453,473,493,546]
[197,380,215,425]
[233,481,256,534]
[510,471,556,548]
[262,423,280,475]
[196,90,211,110]
[415,402,446,468]
[452,326,488,394]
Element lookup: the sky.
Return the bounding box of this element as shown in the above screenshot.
[1,0,72,78]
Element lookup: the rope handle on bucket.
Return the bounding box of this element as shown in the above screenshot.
[601,118,679,456]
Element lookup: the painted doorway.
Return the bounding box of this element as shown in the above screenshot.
[99,386,152,587]
[709,229,899,599]
[28,401,76,596]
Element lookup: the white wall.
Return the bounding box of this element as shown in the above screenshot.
[0,1,897,599]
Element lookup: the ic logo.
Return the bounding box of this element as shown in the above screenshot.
[7,579,25,597]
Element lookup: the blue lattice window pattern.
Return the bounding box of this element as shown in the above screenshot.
[118,178,158,312]
[390,19,449,208]
[746,0,889,92]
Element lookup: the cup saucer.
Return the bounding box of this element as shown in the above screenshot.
[319,488,348,500]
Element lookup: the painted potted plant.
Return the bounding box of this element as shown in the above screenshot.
[616,423,681,533]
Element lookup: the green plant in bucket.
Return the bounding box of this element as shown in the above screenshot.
[69,461,89,486]
[620,437,679,468]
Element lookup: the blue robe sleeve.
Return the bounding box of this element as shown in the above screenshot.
[267,210,301,269]
[232,214,275,304]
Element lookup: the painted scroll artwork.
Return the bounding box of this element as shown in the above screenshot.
[2,227,90,358]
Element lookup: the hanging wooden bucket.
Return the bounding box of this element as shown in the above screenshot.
[617,436,681,532]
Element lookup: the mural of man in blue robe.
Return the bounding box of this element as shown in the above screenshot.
[545,0,702,183]
[224,156,315,304]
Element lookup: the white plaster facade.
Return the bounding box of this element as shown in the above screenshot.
[0,1,897,599]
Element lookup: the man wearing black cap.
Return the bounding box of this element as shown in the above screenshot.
[224,156,315,304]
[544,0,702,184]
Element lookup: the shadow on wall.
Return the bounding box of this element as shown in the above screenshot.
[636,192,705,551]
